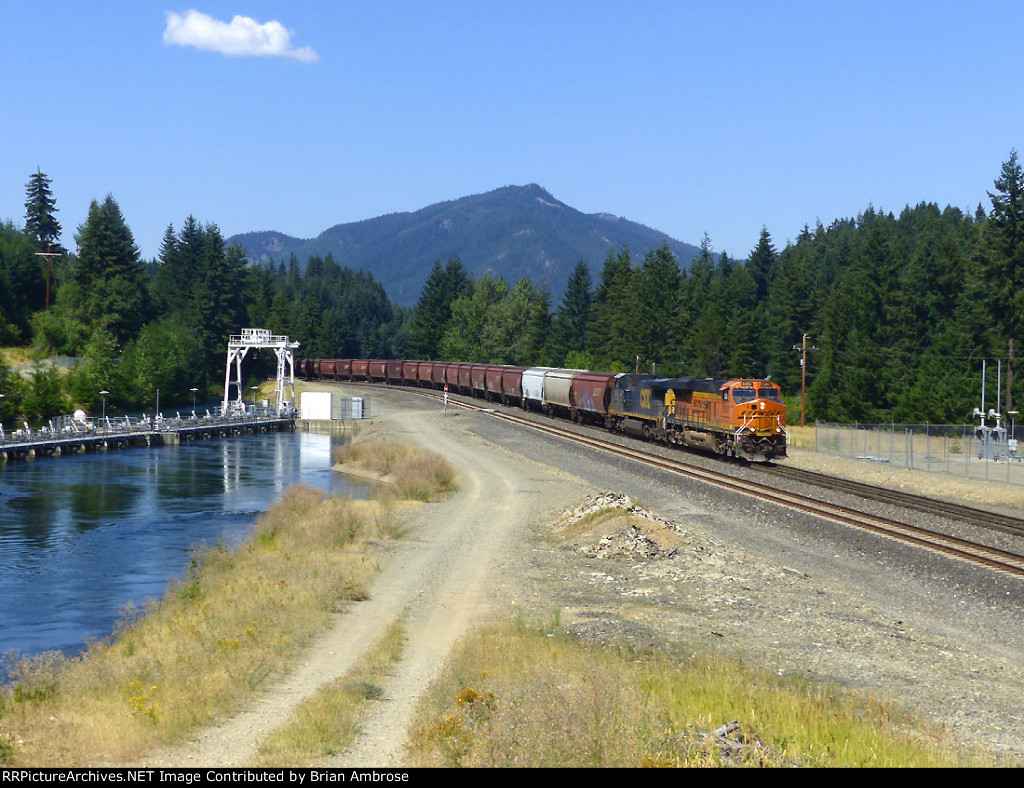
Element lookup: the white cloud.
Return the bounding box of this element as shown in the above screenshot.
[163,10,319,63]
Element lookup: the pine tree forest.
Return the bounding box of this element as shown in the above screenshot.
[4,153,1024,428]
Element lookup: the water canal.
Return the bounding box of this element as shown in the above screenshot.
[0,428,367,679]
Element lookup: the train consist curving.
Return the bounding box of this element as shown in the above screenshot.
[300,359,788,462]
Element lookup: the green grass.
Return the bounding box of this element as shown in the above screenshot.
[0,345,36,369]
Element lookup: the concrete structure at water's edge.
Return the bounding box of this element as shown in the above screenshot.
[0,409,295,462]
[223,328,300,414]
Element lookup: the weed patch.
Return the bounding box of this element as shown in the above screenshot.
[333,438,457,502]
[409,621,977,768]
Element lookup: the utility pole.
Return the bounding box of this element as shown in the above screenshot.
[792,334,819,428]
[34,244,61,311]
[1009,338,1015,415]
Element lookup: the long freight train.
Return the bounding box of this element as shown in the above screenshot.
[300,359,788,462]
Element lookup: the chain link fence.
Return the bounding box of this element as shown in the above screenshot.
[813,422,1024,485]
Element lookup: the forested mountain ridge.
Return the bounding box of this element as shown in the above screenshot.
[227,184,702,305]
[6,153,1024,429]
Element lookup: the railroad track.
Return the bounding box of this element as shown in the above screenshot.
[757,464,1024,538]
[394,385,1024,580]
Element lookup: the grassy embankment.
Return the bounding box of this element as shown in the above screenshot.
[0,432,456,767]
[402,494,981,768]
[408,611,981,767]
[331,428,459,502]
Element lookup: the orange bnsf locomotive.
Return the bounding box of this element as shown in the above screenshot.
[608,374,787,461]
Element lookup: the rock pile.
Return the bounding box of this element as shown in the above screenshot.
[558,491,668,529]
[556,491,691,560]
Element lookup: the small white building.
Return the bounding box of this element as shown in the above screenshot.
[301,391,333,421]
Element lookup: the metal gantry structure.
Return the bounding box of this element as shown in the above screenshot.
[223,328,300,415]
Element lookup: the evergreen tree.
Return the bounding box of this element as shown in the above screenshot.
[244,263,276,328]
[409,256,470,358]
[746,226,777,305]
[764,226,817,392]
[589,247,638,371]
[71,195,149,343]
[635,243,680,372]
[0,222,45,340]
[517,279,552,364]
[191,225,246,382]
[718,253,759,377]
[549,260,593,364]
[24,169,63,253]
[987,149,1024,408]
[409,260,448,358]
[150,224,180,313]
[152,216,204,317]
[680,234,718,375]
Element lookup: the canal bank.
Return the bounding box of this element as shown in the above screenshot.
[0,428,366,674]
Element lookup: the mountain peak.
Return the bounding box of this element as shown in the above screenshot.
[228,185,699,306]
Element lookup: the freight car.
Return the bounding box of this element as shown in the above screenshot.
[299,359,787,462]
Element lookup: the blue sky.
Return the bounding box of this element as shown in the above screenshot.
[2,2,1021,264]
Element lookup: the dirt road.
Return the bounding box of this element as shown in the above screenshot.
[148,394,588,766]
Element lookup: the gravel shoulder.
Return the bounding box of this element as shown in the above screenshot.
[147,386,1024,765]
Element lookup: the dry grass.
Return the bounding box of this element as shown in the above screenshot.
[408,621,980,768]
[786,425,815,450]
[334,434,458,502]
[0,486,391,766]
[0,346,35,369]
[252,619,406,765]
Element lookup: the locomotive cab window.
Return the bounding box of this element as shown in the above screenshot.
[732,388,757,404]
[757,387,781,401]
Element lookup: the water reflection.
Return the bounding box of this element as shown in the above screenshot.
[0,428,362,675]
